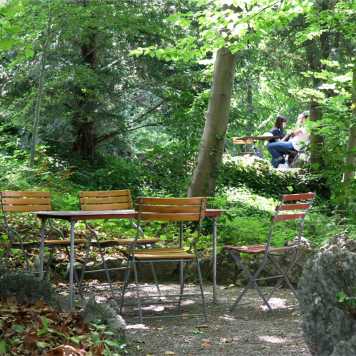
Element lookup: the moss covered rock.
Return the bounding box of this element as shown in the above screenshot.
[298,234,356,356]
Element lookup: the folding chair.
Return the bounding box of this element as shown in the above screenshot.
[78,190,160,296]
[0,191,86,274]
[119,197,207,322]
[224,192,315,311]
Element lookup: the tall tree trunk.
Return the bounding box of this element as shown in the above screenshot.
[188,48,236,197]
[343,65,356,190]
[71,30,98,160]
[306,0,334,169]
[29,3,52,166]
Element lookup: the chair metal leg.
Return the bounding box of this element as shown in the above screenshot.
[39,218,47,279]
[64,246,80,286]
[177,261,185,313]
[268,254,297,297]
[97,242,115,298]
[119,259,132,314]
[69,220,76,310]
[264,251,298,302]
[77,242,91,298]
[229,252,272,311]
[132,260,143,323]
[196,257,207,322]
[150,262,161,299]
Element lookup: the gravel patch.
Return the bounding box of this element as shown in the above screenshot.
[121,284,310,356]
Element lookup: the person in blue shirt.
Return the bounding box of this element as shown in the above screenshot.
[267,115,288,166]
[268,115,288,144]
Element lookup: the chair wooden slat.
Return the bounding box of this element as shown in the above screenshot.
[91,238,159,247]
[80,196,130,204]
[282,192,315,201]
[1,191,50,198]
[2,198,51,205]
[233,138,255,144]
[137,205,202,214]
[1,191,52,213]
[138,212,203,222]
[133,248,194,260]
[273,213,305,222]
[80,190,132,211]
[278,203,311,211]
[136,197,204,206]
[2,205,52,212]
[79,190,131,198]
[81,203,131,211]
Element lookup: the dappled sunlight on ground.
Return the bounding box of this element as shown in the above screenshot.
[71,281,310,355]
[260,297,290,311]
[258,335,289,344]
[126,324,150,330]
[219,314,236,321]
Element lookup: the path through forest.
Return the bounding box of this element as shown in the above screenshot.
[124,285,310,355]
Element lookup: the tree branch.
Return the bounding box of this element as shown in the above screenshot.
[126,122,164,132]
[95,99,164,145]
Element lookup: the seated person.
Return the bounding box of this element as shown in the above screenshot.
[268,114,288,143]
[268,111,310,168]
[267,114,288,166]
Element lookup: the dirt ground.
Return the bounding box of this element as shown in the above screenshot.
[121,284,311,356]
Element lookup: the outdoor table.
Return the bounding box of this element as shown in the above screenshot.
[36,208,223,309]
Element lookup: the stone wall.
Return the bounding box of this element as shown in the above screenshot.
[298,235,356,356]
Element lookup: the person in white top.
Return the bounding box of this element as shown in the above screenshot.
[268,111,310,168]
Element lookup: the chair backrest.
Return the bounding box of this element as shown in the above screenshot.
[273,192,315,222]
[0,191,52,213]
[136,197,206,222]
[79,189,132,211]
[0,191,52,244]
[265,192,315,246]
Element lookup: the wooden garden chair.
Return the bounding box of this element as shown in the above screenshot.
[78,189,159,296]
[119,197,208,322]
[0,191,86,273]
[224,192,315,311]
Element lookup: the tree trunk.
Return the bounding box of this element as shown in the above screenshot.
[71,30,98,160]
[343,65,356,189]
[29,3,52,166]
[306,1,335,169]
[188,48,236,197]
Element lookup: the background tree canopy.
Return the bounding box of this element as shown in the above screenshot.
[0,0,354,215]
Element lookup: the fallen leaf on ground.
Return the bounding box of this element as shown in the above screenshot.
[220,337,232,343]
[196,324,208,329]
[201,339,212,349]
[45,344,85,356]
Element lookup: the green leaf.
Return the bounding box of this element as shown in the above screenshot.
[24,47,34,59]
[12,324,26,333]
[36,341,49,349]
[0,39,16,51]
[0,340,7,354]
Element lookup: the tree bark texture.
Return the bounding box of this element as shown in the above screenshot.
[71,30,98,161]
[306,38,325,169]
[29,3,52,166]
[306,0,336,169]
[188,48,236,197]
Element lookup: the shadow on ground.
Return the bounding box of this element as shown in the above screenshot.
[116,284,311,356]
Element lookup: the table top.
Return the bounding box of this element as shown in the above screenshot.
[36,208,223,221]
[233,135,281,143]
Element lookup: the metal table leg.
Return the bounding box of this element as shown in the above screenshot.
[212,218,217,303]
[39,218,47,279]
[69,219,76,310]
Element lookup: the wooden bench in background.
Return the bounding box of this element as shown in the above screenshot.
[232,136,281,156]
[232,135,281,144]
